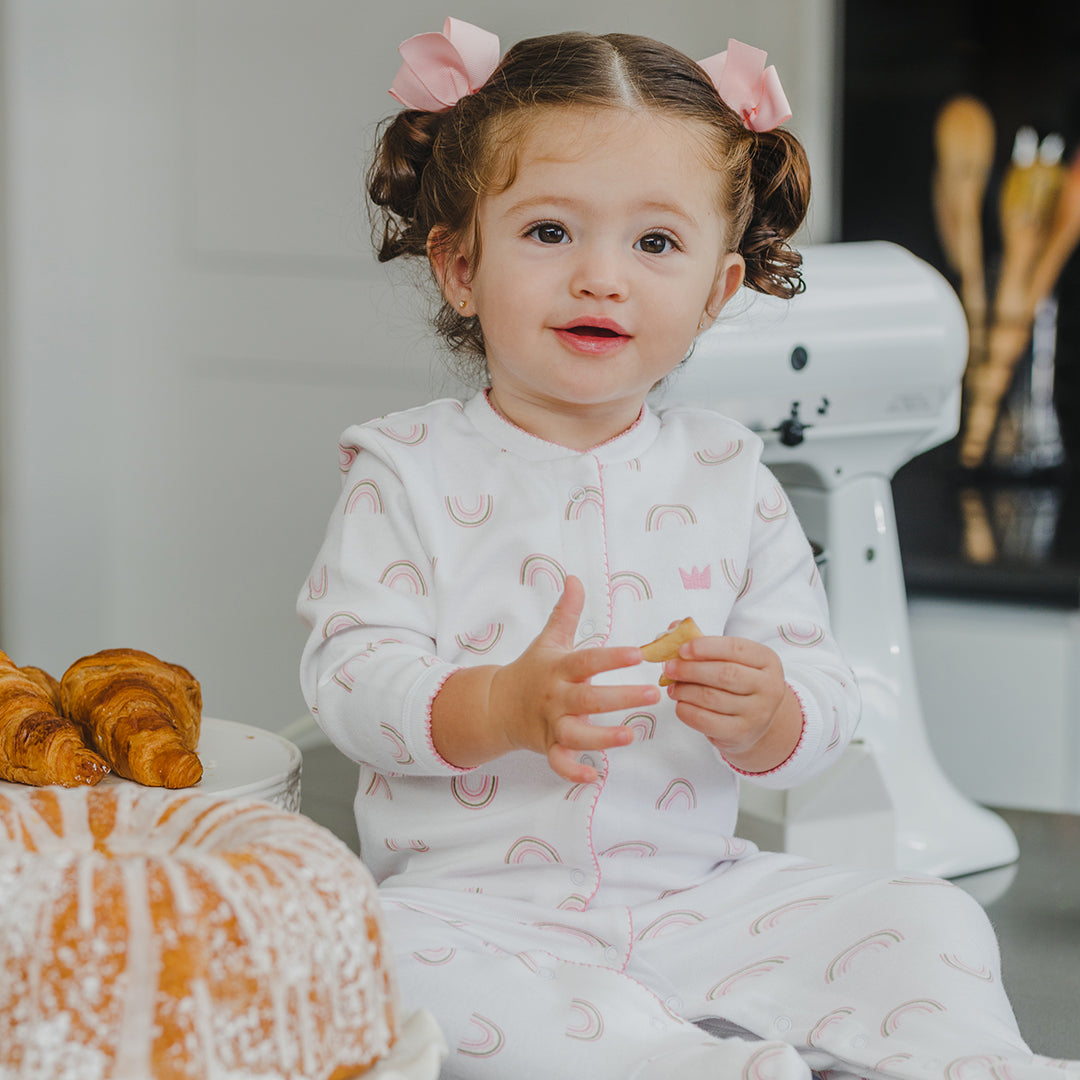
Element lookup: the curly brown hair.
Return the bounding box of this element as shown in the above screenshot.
[368,31,810,369]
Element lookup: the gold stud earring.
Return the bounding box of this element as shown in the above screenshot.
[459,299,467,309]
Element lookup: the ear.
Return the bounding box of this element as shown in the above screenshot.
[699,252,746,330]
[428,227,474,315]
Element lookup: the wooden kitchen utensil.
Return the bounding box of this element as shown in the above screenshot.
[960,130,1065,469]
[932,95,995,375]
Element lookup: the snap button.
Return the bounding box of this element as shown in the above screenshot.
[569,486,587,501]
[774,1015,793,1033]
[603,946,620,963]
[665,996,683,1012]
[570,869,587,886]
[580,619,596,636]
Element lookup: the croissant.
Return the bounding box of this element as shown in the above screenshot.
[0,651,111,786]
[61,648,203,788]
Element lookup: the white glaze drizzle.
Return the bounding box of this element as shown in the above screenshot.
[0,785,394,1079]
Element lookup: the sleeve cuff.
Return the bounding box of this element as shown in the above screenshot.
[400,659,474,775]
[725,680,826,789]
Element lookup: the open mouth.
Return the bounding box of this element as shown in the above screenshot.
[564,325,624,338]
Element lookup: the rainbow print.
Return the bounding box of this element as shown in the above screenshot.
[564,780,597,802]
[944,1055,1016,1080]
[413,946,456,966]
[694,440,744,465]
[307,565,328,600]
[364,773,393,800]
[454,623,504,655]
[645,503,698,531]
[750,895,833,935]
[332,655,365,692]
[623,712,656,740]
[533,923,613,952]
[826,929,905,983]
[655,778,697,812]
[939,953,994,981]
[610,570,653,602]
[558,894,589,912]
[600,840,657,859]
[345,479,384,515]
[504,836,563,864]
[457,1014,505,1058]
[756,486,789,522]
[377,422,428,445]
[807,1007,856,1047]
[379,723,415,766]
[706,956,788,999]
[566,999,605,1042]
[384,838,430,852]
[321,611,365,638]
[720,559,752,599]
[825,707,843,753]
[338,443,358,473]
[450,773,498,809]
[875,1055,915,1073]
[445,494,494,527]
[635,909,705,941]
[379,560,428,596]
[742,1043,792,1080]
[565,486,603,520]
[519,554,566,592]
[881,998,946,1037]
[778,622,826,648]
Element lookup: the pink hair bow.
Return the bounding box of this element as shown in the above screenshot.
[389,17,501,112]
[698,39,792,132]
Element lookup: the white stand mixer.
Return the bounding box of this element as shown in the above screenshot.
[663,241,1019,879]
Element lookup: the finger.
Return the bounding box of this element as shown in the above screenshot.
[553,715,635,753]
[667,680,747,717]
[674,635,774,668]
[662,658,759,695]
[548,743,602,785]
[566,681,660,717]
[539,574,585,650]
[563,645,646,682]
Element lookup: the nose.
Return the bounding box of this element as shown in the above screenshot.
[569,243,628,302]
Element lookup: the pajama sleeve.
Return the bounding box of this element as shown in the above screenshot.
[721,462,860,789]
[297,427,468,777]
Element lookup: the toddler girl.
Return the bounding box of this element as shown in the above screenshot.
[299,19,1076,1079]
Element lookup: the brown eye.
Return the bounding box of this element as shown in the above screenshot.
[529,223,567,244]
[636,232,674,255]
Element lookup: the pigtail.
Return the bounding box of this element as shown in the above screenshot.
[740,127,811,299]
[367,109,445,263]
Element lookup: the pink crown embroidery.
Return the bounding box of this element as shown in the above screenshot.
[679,565,711,590]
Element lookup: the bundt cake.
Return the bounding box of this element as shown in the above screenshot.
[0,785,399,1079]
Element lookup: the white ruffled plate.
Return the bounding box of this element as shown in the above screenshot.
[0,717,303,812]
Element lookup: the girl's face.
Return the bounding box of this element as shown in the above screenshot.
[434,107,744,449]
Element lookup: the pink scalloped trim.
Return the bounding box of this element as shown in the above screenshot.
[423,664,475,773]
[721,683,807,777]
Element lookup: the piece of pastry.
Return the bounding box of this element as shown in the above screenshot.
[639,617,704,686]
[60,647,203,788]
[0,651,111,787]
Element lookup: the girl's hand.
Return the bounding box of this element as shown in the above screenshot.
[490,576,660,784]
[662,635,803,774]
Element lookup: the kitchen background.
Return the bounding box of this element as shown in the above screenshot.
[0,0,839,732]
[3,1,1080,816]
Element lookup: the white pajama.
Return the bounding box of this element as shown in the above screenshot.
[298,391,1076,1078]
